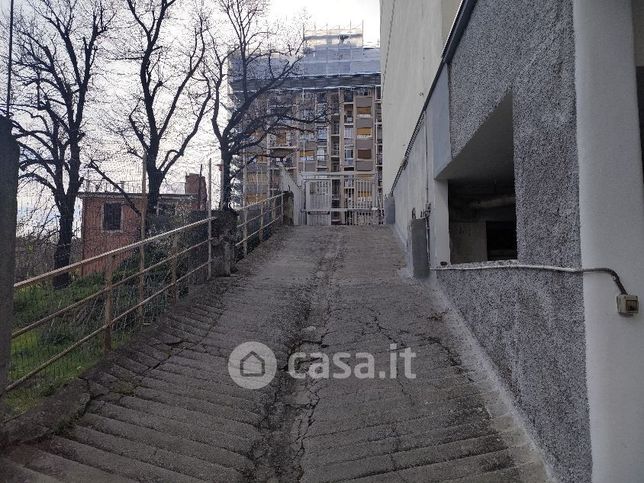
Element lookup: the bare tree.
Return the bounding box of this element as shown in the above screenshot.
[10,0,113,288]
[207,0,320,208]
[14,182,60,281]
[120,0,212,214]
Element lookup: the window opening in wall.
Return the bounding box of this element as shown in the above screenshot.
[486,221,517,261]
[443,94,517,264]
[357,148,372,159]
[357,127,372,137]
[103,203,122,231]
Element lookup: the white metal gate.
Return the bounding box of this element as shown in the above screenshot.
[347,177,376,226]
[305,179,332,226]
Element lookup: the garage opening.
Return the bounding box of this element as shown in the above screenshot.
[442,94,517,264]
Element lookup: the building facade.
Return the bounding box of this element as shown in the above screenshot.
[381,1,644,482]
[239,28,384,225]
[79,173,207,274]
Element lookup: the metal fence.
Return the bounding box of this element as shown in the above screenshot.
[5,213,217,418]
[4,192,289,420]
[236,193,286,258]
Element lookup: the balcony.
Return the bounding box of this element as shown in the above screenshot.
[356,160,374,171]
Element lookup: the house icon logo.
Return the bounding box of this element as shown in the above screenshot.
[240,351,266,378]
[228,342,277,389]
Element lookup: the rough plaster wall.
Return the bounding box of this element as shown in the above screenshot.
[439,270,588,482]
[381,0,459,194]
[439,1,590,482]
[449,0,581,267]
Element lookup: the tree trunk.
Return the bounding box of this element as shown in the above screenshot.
[53,200,74,289]
[147,168,163,215]
[221,152,232,209]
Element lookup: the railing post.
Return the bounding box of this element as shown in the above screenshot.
[170,234,179,302]
[271,197,276,226]
[243,209,248,257]
[280,193,285,225]
[138,155,147,321]
[259,203,264,242]
[138,247,145,320]
[103,254,114,353]
[207,215,212,281]
[0,117,19,398]
[207,158,213,281]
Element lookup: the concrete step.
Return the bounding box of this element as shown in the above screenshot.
[136,342,173,361]
[145,364,266,403]
[89,400,255,455]
[115,395,262,441]
[315,380,495,412]
[303,405,506,448]
[306,397,500,437]
[336,445,541,483]
[1,456,62,482]
[65,425,245,481]
[445,461,549,482]
[157,325,204,344]
[78,412,254,472]
[111,353,151,374]
[167,312,215,330]
[163,318,212,338]
[304,414,517,452]
[152,361,267,393]
[102,361,141,383]
[302,431,526,482]
[5,444,135,482]
[312,391,495,425]
[312,367,486,398]
[136,374,262,414]
[164,353,230,373]
[303,420,520,465]
[40,435,207,482]
[129,385,263,426]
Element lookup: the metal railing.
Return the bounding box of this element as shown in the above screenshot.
[236,193,285,258]
[4,212,223,417]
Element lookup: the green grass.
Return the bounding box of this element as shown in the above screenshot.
[5,241,199,419]
[14,273,105,331]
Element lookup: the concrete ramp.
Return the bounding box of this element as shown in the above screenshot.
[1,226,548,482]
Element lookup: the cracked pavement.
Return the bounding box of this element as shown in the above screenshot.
[1,226,549,482]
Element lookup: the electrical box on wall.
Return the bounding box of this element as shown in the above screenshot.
[617,294,639,316]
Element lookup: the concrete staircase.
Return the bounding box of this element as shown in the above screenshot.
[0,227,549,482]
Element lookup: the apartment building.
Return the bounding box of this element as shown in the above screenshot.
[239,27,383,225]
[381,1,644,482]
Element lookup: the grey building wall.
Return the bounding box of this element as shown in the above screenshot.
[437,1,590,482]
[380,0,460,193]
[448,0,581,267]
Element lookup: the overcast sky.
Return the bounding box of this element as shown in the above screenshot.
[3,0,381,213]
[270,0,380,45]
[0,0,381,48]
